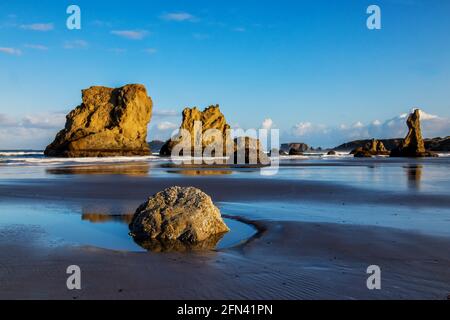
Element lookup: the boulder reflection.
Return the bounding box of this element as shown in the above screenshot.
[46,163,150,176]
[131,233,227,253]
[80,212,227,252]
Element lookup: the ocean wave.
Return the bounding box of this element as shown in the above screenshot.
[0,151,44,156]
[0,155,164,166]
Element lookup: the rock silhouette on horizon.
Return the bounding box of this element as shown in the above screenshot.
[45,84,152,157]
[351,139,390,157]
[391,109,436,157]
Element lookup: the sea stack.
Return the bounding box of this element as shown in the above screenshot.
[351,139,390,157]
[391,109,436,157]
[44,84,153,157]
[159,105,269,165]
[160,105,231,156]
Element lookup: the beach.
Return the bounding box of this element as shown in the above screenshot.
[0,153,449,299]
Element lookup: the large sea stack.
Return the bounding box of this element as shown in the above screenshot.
[45,84,153,157]
[160,105,231,156]
[391,109,436,157]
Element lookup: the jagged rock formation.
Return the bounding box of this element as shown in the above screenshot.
[334,137,449,152]
[129,186,230,252]
[233,137,271,165]
[351,139,390,157]
[159,105,270,165]
[334,139,403,152]
[45,84,152,157]
[280,143,309,155]
[425,136,450,152]
[160,105,231,156]
[391,109,437,157]
[148,140,165,154]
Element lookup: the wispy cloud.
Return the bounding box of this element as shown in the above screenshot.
[143,48,157,55]
[0,47,22,55]
[20,23,54,31]
[287,109,450,148]
[156,121,178,131]
[91,20,112,28]
[153,109,179,117]
[233,27,246,32]
[108,48,127,54]
[161,12,197,22]
[262,118,274,130]
[111,30,148,40]
[0,112,66,149]
[193,33,210,40]
[24,44,48,51]
[63,40,88,49]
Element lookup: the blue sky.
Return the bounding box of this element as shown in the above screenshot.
[0,0,449,149]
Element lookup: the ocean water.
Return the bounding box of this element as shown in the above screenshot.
[1,150,450,251]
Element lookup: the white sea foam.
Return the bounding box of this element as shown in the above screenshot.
[0,151,44,156]
[1,155,163,166]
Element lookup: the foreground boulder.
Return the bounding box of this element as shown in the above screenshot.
[45,84,152,157]
[391,109,437,157]
[129,186,230,251]
[351,139,390,157]
[160,105,231,156]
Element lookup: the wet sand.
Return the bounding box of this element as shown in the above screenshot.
[1,218,449,299]
[1,158,450,300]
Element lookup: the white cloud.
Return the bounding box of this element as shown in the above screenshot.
[63,40,88,49]
[233,27,246,32]
[24,44,48,51]
[262,118,274,130]
[161,12,197,22]
[0,112,66,149]
[21,113,66,129]
[153,109,179,117]
[108,48,127,54]
[193,33,210,40]
[288,109,450,148]
[156,121,178,131]
[143,48,157,54]
[20,23,54,31]
[0,113,17,126]
[0,47,22,55]
[111,30,148,40]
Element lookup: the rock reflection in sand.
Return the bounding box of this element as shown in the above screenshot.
[166,169,233,176]
[405,165,423,191]
[82,213,133,224]
[46,163,150,176]
[80,213,257,252]
[132,233,227,253]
